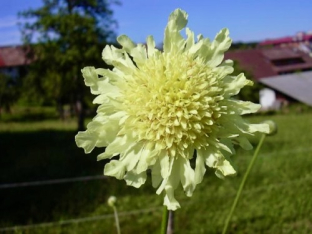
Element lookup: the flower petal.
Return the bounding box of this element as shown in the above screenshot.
[130,44,147,67]
[97,135,134,160]
[136,147,158,174]
[86,119,117,148]
[213,63,234,77]
[81,66,107,95]
[120,141,144,172]
[156,154,175,194]
[163,184,181,210]
[159,151,170,179]
[117,35,136,53]
[75,130,98,154]
[146,35,156,57]
[104,160,126,180]
[178,157,195,196]
[184,27,195,52]
[234,118,270,135]
[236,136,253,150]
[223,73,253,97]
[102,45,136,74]
[225,99,261,115]
[96,68,122,84]
[215,158,236,177]
[151,159,162,188]
[124,171,147,188]
[102,45,123,66]
[205,28,232,67]
[163,8,188,53]
[194,152,206,185]
[96,98,122,116]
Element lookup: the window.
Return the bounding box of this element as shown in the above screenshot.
[271,58,305,66]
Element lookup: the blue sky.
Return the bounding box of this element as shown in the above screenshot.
[0,0,312,46]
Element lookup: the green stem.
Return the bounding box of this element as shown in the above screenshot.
[222,133,266,234]
[113,206,121,234]
[160,206,169,234]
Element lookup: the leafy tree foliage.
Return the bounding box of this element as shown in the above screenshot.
[232,60,263,103]
[0,73,21,114]
[230,41,258,50]
[227,41,263,103]
[19,0,119,130]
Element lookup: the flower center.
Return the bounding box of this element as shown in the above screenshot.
[122,52,223,157]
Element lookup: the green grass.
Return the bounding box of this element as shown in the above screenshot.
[0,112,312,233]
[0,106,59,122]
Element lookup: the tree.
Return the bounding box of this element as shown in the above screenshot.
[19,0,119,130]
[232,60,263,103]
[0,73,21,115]
[230,41,258,51]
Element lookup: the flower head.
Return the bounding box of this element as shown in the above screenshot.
[75,9,269,210]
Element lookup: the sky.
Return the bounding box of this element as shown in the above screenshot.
[0,0,312,46]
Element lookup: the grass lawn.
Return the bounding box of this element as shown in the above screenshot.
[0,112,312,233]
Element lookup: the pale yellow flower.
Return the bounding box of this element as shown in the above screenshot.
[75,9,269,210]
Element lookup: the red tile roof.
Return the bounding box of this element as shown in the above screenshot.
[225,48,312,80]
[260,34,312,46]
[0,56,5,67]
[0,46,30,68]
[261,49,300,60]
[225,49,276,79]
[260,37,294,46]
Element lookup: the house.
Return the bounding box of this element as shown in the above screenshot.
[259,71,312,107]
[0,46,30,79]
[259,31,312,55]
[225,47,312,109]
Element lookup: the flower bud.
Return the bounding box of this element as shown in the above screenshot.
[262,120,278,136]
[107,196,117,207]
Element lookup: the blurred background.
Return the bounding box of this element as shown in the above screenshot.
[0,0,312,233]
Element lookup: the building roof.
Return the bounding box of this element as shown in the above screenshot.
[260,36,295,46]
[261,48,301,60]
[0,56,5,67]
[259,71,312,106]
[259,33,312,46]
[0,46,30,68]
[225,48,312,80]
[225,49,276,79]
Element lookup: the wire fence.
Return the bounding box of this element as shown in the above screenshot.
[0,207,162,232]
[1,146,311,190]
[0,175,107,189]
[1,175,311,232]
[0,146,311,232]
